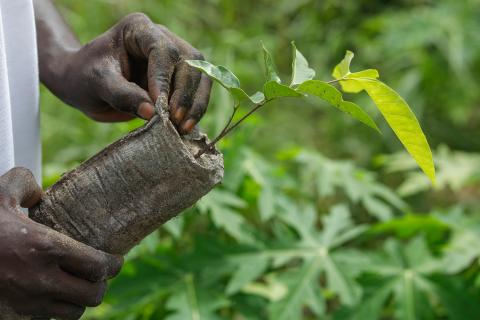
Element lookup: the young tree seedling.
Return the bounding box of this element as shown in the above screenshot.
[187,42,435,183]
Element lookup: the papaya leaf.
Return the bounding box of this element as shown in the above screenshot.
[290,42,315,87]
[264,81,303,100]
[186,60,262,104]
[262,43,281,83]
[269,258,322,320]
[226,255,269,294]
[296,80,380,132]
[347,78,435,183]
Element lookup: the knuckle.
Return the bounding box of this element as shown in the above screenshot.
[122,12,151,26]
[190,49,204,61]
[165,44,181,62]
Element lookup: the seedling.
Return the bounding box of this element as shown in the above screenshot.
[187,42,435,183]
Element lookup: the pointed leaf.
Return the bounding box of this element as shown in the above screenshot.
[346,78,435,182]
[290,42,315,86]
[186,60,240,88]
[297,80,380,132]
[269,258,321,320]
[186,60,260,104]
[340,69,380,93]
[264,81,303,100]
[332,50,354,79]
[324,255,360,305]
[226,255,269,294]
[262,44,281,83]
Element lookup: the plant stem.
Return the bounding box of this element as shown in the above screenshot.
[194,100,268,158]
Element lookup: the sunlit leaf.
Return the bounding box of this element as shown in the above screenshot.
[297,80,380,132]
[333,50,355,79]
[349,78,435,182]
[290,42,315,86]
[330,51,435,182]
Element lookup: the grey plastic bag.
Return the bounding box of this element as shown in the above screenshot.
[1,98,223,319]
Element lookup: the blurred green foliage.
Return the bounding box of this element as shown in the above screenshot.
[41,0,480,319]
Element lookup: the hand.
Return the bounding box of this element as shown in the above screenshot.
[55,13,212,133]
[0,168,123,320]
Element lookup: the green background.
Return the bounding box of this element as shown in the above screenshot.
[41,0,480,319]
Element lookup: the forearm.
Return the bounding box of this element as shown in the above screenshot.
[34,0,80,97]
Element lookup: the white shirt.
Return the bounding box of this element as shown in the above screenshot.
[0,0,41,183]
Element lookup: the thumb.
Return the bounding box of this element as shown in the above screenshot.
[0,167,43,208]
[97,72,156,120]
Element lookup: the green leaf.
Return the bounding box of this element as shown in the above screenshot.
[226,255,269,294]
[340,70,380,93]
[264,81,303,100]
[296,80,380,132]
[332,50,354,79]
[186,60,262,104]
[347,78,436,183]
[262,43,281,83]
[186,60,240,88]
[332,51,379,93]
[269,258,322,320]
[330,51,435,182]
[324,255,360,305]
[258,185,275,221]
[197,190,252,242]
[290,42,315,87]
[165,274,228,320]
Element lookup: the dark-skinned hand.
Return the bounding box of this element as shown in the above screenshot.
[0,168,123,320]
[54,13,212,133]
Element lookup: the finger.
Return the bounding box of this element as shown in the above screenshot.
[33,301,85,320]
[147,45,177,103]
[179,73,212,134]
[51,271,107,307]
[169,60,202,125]
[0,167,42,208]
[97,71,155,120]
[52,234,123,282]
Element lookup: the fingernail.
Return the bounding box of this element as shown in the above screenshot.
[181,119,196,133]
[138,102,155,120]
[174,107,187,124]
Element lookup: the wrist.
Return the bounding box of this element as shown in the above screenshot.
[39,47,78,101]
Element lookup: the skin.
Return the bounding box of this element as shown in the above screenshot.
[34,1,212,133]
[0,168,123,319]
[2,1,212,318]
